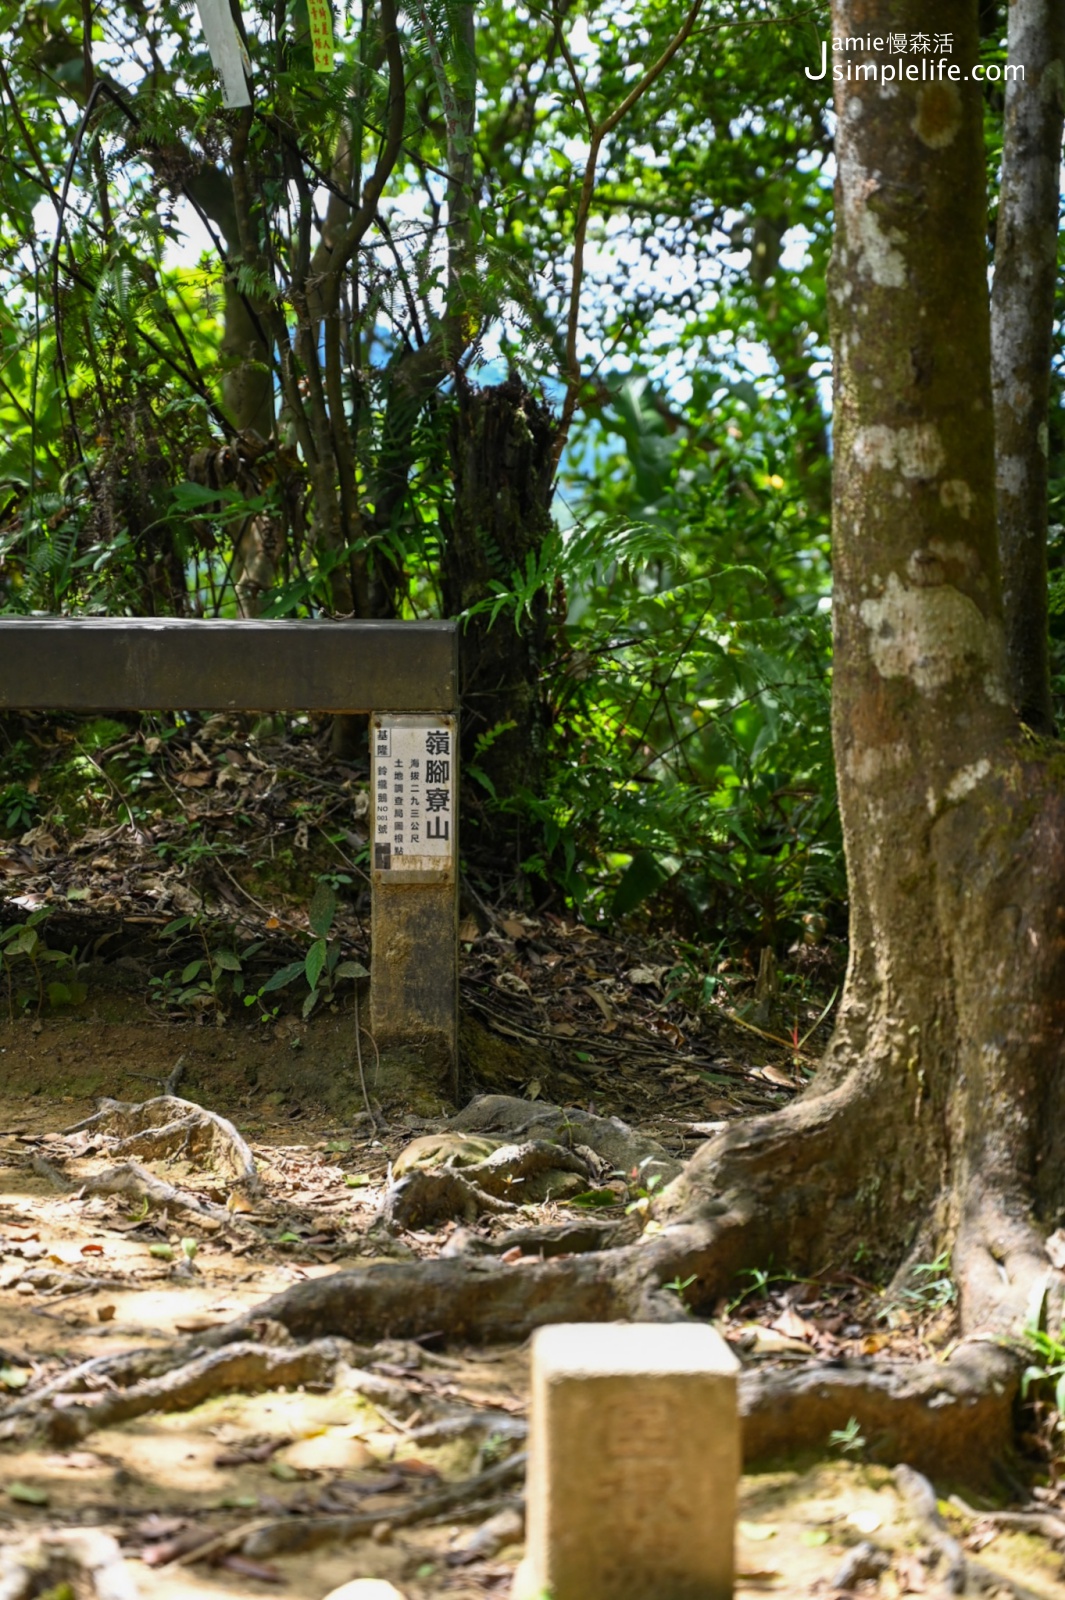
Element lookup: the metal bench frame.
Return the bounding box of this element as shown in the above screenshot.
[0,618,460,1091]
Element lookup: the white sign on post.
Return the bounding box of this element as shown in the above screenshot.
[371,714,456,875]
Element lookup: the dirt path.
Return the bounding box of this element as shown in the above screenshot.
[1,1034,1064,1600]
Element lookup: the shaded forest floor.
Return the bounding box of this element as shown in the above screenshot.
[3,1045,1065,1599]
[0,713,1063,1597]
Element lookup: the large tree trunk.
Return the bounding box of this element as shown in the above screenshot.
[136,0,1063,1475]
[440,376,557,876]
[818,0,1065,1339]
[990,0,1065,733]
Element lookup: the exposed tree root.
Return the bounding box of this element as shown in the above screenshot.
[895,1464,1056,1600]
[9,1087,1040,1490]
[0,1345,185,1441]
[384,1140,596,1228]
[44,1337,352,1444]
[741,1343,1019,1484]
[451,1095,681,1182]
[163,1086,1042,1486]
[896,1465,967,1592]
[454,1139,598,1195]
[76,1158,252,1228]
[63,1095,260,1196]
[440,1220,618,1258]
[235,1451,528,1560]
[384,1167,521,1229]
[949,1497,1065,1543]
[201,1247,659,1348]
[0,1528,138,1600]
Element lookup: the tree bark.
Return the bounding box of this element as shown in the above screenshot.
[819,0,1065,1336]
[990,0,1065,733]
[440,376,557,873]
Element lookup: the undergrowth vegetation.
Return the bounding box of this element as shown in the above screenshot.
[0,0,847,969]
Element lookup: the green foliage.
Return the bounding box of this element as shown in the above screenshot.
[828,1417,866,1456]
[1019,1302,1065,1465]
[0,0,852,949]
[244,879,366,1021]
[478,372,842,946]
[0,781,38,832]
[724,1265,804,1316]
[898,1253,956,1315]
[150,915,251,1017]
[0,908,86,1014]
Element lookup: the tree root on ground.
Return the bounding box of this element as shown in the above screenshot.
[44,1337,353,1444]
[384,1140,597,1228]
[170,1260,1015,1483]
[6,1089,1041,1498]
[454,1139,599,1196]
[167,1082,1032,1486]
[0,1345,187,1441]
[229,1452,528,1561]
[440,1220,618,1258]
[894,1463,1057,1600]
[383,1167,521,1229]
[76,1158,254,1228]
[63,1095,260,1195]
[0,1528,139,1599]
[741,1344,1018,1485]
[949,1496,1065,1543]
[450,1095,682,1183]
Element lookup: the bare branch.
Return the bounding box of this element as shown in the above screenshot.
[553,0,705,468]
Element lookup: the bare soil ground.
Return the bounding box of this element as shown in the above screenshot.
[1,1017,1064,1600]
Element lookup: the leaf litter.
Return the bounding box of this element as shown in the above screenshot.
[0,712,1060,1596]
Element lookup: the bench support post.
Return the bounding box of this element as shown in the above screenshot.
[369,713,459,1101]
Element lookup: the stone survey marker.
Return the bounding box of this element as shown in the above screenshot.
[0,617,459,1088]
[515,1321,740,1600]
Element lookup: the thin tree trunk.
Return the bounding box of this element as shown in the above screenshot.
[990,0,1065,733]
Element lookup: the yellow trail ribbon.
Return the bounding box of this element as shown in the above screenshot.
[307,0,334,71]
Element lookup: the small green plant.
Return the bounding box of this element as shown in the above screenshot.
[1020,1315,1065,1443]
[247,880,366,1020]
[0,782,38,833]
[0,909,86,1014]
[154,824,240,873]
[828,1416,865,1455]
[724,1265,805,1315]
[624,1156,667,1214]
[151,916,253,1016]
[664,1273,698,1300]
[891,1251,956,1315]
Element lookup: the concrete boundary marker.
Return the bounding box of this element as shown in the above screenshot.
[0,617,460,1092]
[515,1321,741,1600]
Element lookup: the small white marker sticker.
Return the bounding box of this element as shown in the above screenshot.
[371,715,455,874]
